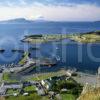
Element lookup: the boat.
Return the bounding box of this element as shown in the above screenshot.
[29,47,40,50]
[0,49,5,53]
[12,49,24,53]
[56,47,59,50]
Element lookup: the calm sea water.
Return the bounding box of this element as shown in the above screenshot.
[0,22,100,73]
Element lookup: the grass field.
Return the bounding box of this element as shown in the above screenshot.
[5,93,49,100]
[2,72,19,82]
[5,92,77,100]
[6,89,19,95]
[61,93,77,100]
[23,86,36,92]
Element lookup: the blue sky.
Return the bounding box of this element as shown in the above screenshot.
[0,0,100,6]
[0,0,100,21]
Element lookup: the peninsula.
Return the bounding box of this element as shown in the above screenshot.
[21,34,69,44]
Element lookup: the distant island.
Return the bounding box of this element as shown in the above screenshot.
[21,31,100,44]
[94,21,100,23]
[0,18,99,24]
[0,18,49,24]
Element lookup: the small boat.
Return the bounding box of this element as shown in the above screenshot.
[12,49,24,53]
[0,49,5,53]
[56,47,59,50]
[29,47,40,50]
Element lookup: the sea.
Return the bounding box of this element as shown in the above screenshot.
[0,22,100,73]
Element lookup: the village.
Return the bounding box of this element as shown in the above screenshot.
[0,53,99,100]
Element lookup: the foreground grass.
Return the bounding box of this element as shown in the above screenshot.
[79,87,100,100]
[5,93,77,100]
[61,93,76,100]
[5,93,49,100]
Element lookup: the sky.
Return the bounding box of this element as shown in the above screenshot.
[0,0,100,21]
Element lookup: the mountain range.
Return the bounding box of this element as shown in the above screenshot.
[0,18,98,24]
[0,18,48,24]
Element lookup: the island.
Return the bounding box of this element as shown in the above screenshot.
[21,31,100,44]
[21,34,69,44]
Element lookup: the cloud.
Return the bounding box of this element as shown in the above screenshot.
[0,3,99,21]
[0,0,99,21]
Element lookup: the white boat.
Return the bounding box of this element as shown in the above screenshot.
[56,47,59,50]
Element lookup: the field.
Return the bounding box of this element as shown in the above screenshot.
[61,93,76,100]
[5,92,77,100]
[5,93,49,100]
[6,89,19,95]
[23,86,36,92]
[2,72,18,82]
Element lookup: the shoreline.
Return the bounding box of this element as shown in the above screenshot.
[1,66,98,86]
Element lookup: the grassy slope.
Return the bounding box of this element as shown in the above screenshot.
[79,88,100,100]
[5,93,49,100]
[61,94,76,100]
